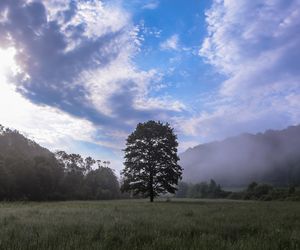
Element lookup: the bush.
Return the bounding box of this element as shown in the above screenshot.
[243,183,273,200]
[227,192,244,200]
[285,195,300,201]
[270,189,287,200]
[253,184,273,198]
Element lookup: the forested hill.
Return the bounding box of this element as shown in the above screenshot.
[180,125,300,187]
[0,124,52,158]
[0,124,119,201]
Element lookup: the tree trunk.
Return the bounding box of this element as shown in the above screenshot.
[149,169,154,202]
[150,194,154,202]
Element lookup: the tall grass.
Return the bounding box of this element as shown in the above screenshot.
[0,199,299,249]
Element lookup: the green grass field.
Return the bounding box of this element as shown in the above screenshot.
[0,199,299,250]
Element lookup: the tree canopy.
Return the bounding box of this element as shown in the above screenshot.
[121,121,182,202]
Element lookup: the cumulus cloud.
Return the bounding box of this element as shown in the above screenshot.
[182,0,300,142]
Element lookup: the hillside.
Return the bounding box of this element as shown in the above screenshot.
[0,124,120,201]
[0,124,52,159]
[180,125,300,186]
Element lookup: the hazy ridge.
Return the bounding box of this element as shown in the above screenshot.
[180,125,300,186]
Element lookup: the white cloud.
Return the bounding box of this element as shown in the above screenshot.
[134,96,185,112]
[160,34,179,51]
[39,0,69,17]
[142,1,159,10]
[48,0,185,119]
[0,5,9,23]
[67,1,129,40]
[179,0,300,143]
[81,54,185,118]
[73,7,184,118]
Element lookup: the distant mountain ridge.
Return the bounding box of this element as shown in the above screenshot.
[180,125,300,186]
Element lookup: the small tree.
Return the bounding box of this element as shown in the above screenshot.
[121,121,182,202]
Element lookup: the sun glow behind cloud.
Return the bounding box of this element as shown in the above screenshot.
[0,47,20,77]
[0,47,23,117]
[0,47,97,151]
[0,46,124,170]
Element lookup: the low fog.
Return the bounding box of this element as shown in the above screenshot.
[180,125,300,187]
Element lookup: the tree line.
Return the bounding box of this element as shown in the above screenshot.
[0,149,120,201]
[175,180,300,201]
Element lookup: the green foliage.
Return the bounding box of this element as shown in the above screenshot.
[176,180,300,201]
[84,167,120,200]
[0,126,119,201]
[176,180,229,199]
[289,185,296,195]
[247,182,258,192]
[226,192,244,200]
[121,121,182,202]
[0,200,299,250]
[244,183,273,200]
[238,183,300,201]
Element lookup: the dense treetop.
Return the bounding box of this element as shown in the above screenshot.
[121,121,182,202]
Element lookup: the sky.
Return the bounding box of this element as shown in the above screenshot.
[0,0,299,172]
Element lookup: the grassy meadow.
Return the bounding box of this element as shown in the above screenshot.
[0,199,299,250]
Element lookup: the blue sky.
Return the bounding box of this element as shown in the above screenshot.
[0,0,299,172]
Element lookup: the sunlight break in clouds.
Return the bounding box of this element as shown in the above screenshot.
[0,47,97,151]
[178,0,300,142]
[0,48,19,76]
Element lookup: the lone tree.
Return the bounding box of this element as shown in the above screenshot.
[121,121,182,202]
